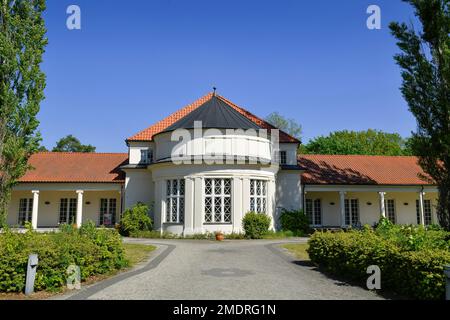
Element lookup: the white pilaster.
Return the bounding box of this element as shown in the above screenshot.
[31,190,39,230]
[183,177,195,235]
[232,177,243,233]
[76,190,83,228]
[418,191,425,226]
[379,192,386,219]
[339,191,346,228]
[268,179,276,230]
[193,177,204,233]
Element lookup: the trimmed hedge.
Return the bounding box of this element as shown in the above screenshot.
[242,212,271,239]
[119,202,153,236]
[279,209,311,236]
[0,222,127,292]
[307,228,450,300]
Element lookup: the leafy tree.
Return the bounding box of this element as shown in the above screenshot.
[304,129,410,156]
[52,135,96,153]
[265,112,302,140]
[0,0,47,227]
[390,0,450,230]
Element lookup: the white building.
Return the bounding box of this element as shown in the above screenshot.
[6,92,439,234]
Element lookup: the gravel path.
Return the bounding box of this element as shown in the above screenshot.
[63,238,383,300]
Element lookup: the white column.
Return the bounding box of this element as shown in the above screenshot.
[379,192,386,219]
[160,180,166,235]
[299,183,304,211]
[152,180,163,233]
[232,177,243,233]
[267,179,276,231]
[193,177,204,233]
[183,177,195,235]
[339,191,346,228]
[418,191,425,226]
[76,190,83,228]
[31,190,39,230]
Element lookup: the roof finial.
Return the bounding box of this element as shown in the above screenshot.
[212,86,217,96]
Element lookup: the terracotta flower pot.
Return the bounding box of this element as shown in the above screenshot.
[215,233,224,241]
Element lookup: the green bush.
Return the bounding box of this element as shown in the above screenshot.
[0,222,127,293]
[242,211,271,239]
[119,203,153,236]
[279,209,311,236]
[307,227,450,300]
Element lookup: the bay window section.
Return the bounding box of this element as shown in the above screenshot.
[204,178,232,223]
[250,179,267,213]
[166,179,185,223]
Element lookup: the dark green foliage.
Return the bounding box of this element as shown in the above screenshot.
[0,222,127,292]
[0,0,48,227]
[390,0,450,230]
[279,209,311,236]
[52,134,96,152]
[303,130,410,156]
[242,212,271,239]
[119,203,153,236]
[307,221,450,300]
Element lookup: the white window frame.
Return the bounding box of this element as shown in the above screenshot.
[18,198,33,225]
[416,199,432,225]
[279,151,287,165]
[305,198,322,226]
[385,199,396,224]
[100,198,117,226]
[250,179,267,213]
[166,179,185,223]
[140,149,153,164]
[345,198,360,226]
[204,178,232,223]
[59,198,77,224]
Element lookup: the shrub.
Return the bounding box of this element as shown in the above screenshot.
[279,209,311,235]
[119,203,153,236]
[307,228,450,300]
[242,212,271,239]
[0,222,127,293]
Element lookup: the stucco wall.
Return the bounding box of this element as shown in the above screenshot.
[124,169,154,216]
[275,171,302,211]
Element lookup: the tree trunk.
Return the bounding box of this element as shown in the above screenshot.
[437,185,450,231]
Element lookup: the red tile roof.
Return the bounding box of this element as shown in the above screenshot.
[298,154,434,185]
[19,152,128,183]
[127,93,299,143]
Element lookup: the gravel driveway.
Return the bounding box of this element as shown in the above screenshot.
[63,238,383,300]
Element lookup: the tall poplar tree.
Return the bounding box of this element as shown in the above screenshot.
[0,0,47,226]
[390,0,450,229]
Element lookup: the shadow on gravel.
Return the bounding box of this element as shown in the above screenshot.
[290,260,407,300]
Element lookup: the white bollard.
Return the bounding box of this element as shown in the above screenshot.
[25,253,38,296]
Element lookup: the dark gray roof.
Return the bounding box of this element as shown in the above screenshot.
[161,96,261,132]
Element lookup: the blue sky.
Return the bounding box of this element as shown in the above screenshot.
[40,0,417,152]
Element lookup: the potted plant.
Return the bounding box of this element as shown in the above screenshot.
[215,231,224,241]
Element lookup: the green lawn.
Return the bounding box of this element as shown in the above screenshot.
[281,243,310,261]
[123,243,156,266]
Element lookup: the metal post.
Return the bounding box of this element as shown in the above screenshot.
[444,265,450,300]
[25,253,38,296]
